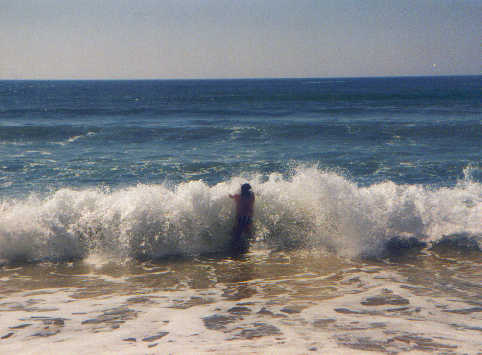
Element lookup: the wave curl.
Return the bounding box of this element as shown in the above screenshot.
[0,167,480,264]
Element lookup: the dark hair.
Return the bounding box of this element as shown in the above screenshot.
[241,183,252,197]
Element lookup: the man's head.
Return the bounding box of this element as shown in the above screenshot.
[241,183,252,196]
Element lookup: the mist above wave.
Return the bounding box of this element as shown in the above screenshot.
[0,167,480,264]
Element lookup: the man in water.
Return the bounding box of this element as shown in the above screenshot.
[229,183,255,252]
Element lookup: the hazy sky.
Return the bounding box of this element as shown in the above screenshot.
[1,0,480,79]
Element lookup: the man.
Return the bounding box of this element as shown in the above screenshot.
[229,183,255,252]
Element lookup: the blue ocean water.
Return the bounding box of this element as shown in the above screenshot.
[0,77,480,262]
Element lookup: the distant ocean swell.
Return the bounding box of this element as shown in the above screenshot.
[2,105,479,119]
[0,167,480,265]
[1,120,480,143]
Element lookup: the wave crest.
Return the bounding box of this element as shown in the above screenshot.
[0,167,480,264]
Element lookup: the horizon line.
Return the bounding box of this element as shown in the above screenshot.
[1,74,480,81]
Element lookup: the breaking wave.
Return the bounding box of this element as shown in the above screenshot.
[0,167,480,264]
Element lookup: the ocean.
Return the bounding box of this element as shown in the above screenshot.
[0,76,480,354]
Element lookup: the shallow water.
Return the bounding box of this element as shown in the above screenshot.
[1,248,480,354]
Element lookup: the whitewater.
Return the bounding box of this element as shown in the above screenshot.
[1,167,480,266]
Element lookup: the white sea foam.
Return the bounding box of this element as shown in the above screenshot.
[0,167,480,264]
[52,132,96,146]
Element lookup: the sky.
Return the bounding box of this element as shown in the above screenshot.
[1,0,480,79]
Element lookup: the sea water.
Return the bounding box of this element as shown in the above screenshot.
[0,77,480,353]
